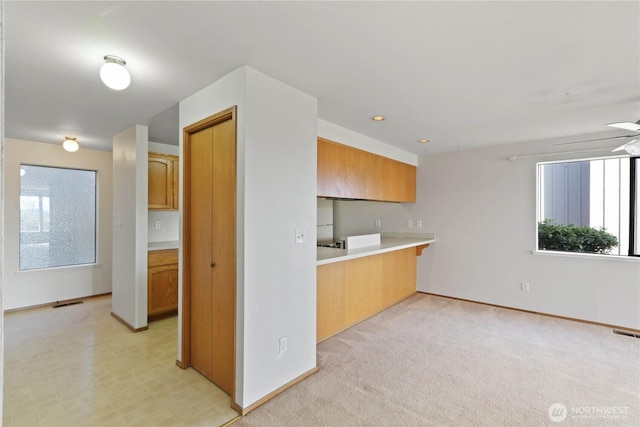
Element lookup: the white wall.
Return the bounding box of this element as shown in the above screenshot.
[111,126,148,329]
[179,65,318,409]
[410,140,640,330]
[318,119,418,166]
[2,138,113,310]
[148,141,178,156]
[243,67,317,405]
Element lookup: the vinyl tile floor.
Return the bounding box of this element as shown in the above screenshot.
[3,295,239,427]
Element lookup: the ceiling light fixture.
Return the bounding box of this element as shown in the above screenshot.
[622,139,640,155]
[419,139,430,143]
[371,115,385,122]
[606,120,640,133]
[100,55,131,90]
[63,137,79,152]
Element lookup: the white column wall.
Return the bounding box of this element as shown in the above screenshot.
[179,65,317,409]
[111,125,148,329]
[2,138,113,310]
[242,67,317,405]
[179,67,248,404]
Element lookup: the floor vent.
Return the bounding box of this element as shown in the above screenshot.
[613,330,640,339]
[52,301,84,309]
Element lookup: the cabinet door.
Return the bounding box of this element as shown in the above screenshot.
[380,157,417,202]
[317,137,416,202]
[149,156,174,209]
[148,264,179,316]
[318,138,350,198]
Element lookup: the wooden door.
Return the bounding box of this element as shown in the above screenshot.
[183,107,236,398]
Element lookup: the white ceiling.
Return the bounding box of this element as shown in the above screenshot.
[4,1,640,154]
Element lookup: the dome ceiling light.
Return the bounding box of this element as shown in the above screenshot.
[100,55,131,90]
[371,115,385,122]
[63,136,79,152]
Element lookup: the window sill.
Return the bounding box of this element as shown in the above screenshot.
[532,250,640,263]
[17,263,103,273]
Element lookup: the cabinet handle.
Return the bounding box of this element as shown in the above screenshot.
[210,263,216,268]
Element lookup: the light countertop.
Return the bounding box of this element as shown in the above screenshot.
[148,240,179,251]
[317,233,435,266]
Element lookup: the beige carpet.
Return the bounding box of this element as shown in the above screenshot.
[234,293,640,426]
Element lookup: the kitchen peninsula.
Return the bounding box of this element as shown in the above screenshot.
[316,232,435,342]
[317,232,435,265]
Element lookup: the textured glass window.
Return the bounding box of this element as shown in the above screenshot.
[20,165,97,270]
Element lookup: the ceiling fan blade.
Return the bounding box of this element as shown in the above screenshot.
[606,120,640,132]
[612,139,640,152]
[554,134,638,146]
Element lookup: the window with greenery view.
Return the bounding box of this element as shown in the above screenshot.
[537,157,638,256]
[20,165,97,270]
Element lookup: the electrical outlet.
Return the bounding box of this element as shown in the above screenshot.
[278,336,288,355]
[375,219,381,228]
[407,220,413,228]
[155,221,161,230]
[416,220,422,228]
[295,229,305,243]
[521,282,530,293]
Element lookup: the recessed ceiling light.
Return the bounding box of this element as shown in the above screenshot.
[371,115,385,122]
[419,139,430,143]
[63,136,79,152]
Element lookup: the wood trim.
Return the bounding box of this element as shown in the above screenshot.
[181,106,238,403]
[110,311,149,333]
[234,367,319,416]
[148,309,178,322]
[415,244,430,256]
[419,292,640,334]
[4,292,112,314]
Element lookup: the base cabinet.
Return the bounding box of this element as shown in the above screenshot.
[148,249,178,319]
[317,248,417,343]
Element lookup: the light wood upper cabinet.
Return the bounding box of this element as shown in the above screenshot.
[149,152,179,210]
[317,138,416,202]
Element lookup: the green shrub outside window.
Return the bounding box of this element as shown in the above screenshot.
[538,219,619,254]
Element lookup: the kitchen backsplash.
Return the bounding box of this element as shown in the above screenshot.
[148,210,179,242]
[333,199,413,239]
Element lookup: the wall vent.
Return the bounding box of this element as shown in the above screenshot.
[613,330,640,339]
[52,301,84,309]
